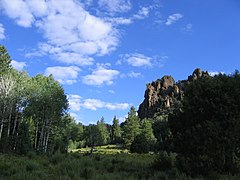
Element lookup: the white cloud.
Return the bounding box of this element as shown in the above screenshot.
[1,0,119,66]
[118,53,167,68]
[119,114,128,123]
[165,13,183,26]
[181,23,193,33]
[82,63,119,86]
[133,7,150,20]
[69,112,82,123]
[118,53,152,67]
[11,60,27,71]
[209,71,225,77]
[0,0,34,27]
[105,17,132,25]
[98,0,132,13]
[44,66,81,85]
[68,94,130,111]
[127,71,142,78]
[0,23,6,40]
[81,99,129,111]
[68,94,82,111]
[108,90,115,94]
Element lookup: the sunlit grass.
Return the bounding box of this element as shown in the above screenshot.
[71,144,129,154]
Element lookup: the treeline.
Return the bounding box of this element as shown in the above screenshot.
[69,107,156,154]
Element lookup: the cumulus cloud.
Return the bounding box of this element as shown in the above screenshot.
[68,94,82,111]
[44,66,81,85]
[1,0,119,66]
[98,0,132,14]
[0,0,34,27]
[0,23,6,40]
[11,60,27,71]
[165,13,183,26]
[82,63,119,86]
[117,53,167,68]
[68,94,130,111]
[117,53,152,67]
[82,99,129,110]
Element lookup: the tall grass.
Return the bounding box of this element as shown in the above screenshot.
[1,151,240,179]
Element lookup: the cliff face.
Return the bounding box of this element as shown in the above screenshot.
[138,68,210,119]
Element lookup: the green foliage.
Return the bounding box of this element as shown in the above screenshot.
[169,72,240,176]
[0,46,69,155]
[0,45,12,75]
[152,117,173,152]
[15,121,32,154]
[84,124,100,149]
[141,119,156,143]
[130,119,156,153]
[96,117,110,145]
[130,134,150,153]
[122,106,141,149]
[111,116,122,144]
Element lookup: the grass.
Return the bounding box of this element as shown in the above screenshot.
[1,145,240,180]
[0,152,158,180]
[71,144,129,154]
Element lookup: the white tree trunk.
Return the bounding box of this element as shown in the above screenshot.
[7,106,12,137]
[0,121,3,140]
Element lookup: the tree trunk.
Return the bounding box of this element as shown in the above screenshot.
[0,122,3,141]
[38,122,45,151]
[44,127,50,153]
[0,105,6,141]
[34,121,39,150]
[7,107,12,137]
[12,110,18,136]
[43,117,49,152]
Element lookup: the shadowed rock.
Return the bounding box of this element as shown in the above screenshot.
[138,68,210,119]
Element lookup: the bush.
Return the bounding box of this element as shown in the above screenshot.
[152,151,176,171]
[130,134,150,153]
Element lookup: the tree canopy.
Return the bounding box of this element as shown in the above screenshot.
[169,72,240,176]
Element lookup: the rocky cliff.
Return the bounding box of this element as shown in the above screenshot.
[138,68,210,119]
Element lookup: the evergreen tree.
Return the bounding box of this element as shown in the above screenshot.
[111,116,121,144]
[130,119,156,153]
[141,119,156,143]
[122,106,141,149]
[169,72,240,176]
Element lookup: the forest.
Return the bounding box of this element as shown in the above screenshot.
[1,44,240,179]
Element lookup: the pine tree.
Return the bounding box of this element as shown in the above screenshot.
[122,106,141,149]
[112,116,121,144]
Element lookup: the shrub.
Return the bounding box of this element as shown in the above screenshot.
[152,151,176,171]
[130,134,150,153]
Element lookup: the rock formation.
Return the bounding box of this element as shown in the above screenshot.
[138,68,210,119]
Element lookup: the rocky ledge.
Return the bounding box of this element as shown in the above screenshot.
[138,68,210,119]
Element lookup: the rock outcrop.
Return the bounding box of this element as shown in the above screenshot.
[138,68,210,119]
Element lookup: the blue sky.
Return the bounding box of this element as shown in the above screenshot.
[0,0,239,125]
